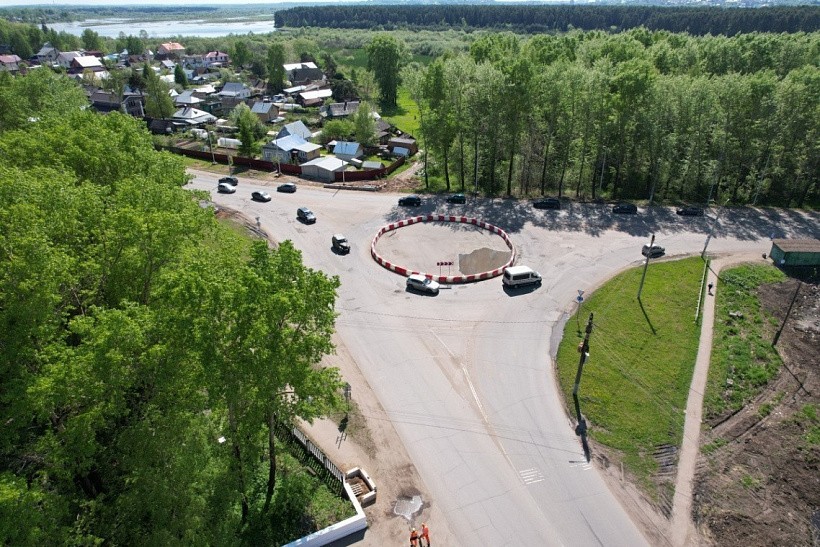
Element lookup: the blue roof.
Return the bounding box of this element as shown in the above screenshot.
[278,120,311,140]
[274,135,308,151]
[334,141,362,156]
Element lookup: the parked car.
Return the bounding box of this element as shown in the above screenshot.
[446,193,466,204]
[217,182,236,194]
[219,176,238,186]
[332,234,350,254]
[406,274,440,295]
[398,195,422,207]
[277,183,296,193]
[612,202,638,214]
[533,198,561,210]
[642,244,666,258]
[677,206,704,216]
[297,207,316,224]
[251,191,271,202]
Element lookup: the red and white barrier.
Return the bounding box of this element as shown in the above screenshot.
[370,215,516,284]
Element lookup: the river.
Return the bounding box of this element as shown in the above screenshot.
[47,18,277,38]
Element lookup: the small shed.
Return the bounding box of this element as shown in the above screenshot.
[387,137,418,156]
[333,141,364,162]
[770,239,820,267]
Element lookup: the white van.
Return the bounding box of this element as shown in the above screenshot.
[502,265,542,288]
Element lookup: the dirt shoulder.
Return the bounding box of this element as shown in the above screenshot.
[693,277,820,546]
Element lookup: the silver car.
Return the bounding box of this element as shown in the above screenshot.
[406,274,440,295]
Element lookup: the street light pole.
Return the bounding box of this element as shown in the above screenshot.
[208,131,216,165]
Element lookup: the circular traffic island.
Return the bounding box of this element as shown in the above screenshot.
[371,215,515,283]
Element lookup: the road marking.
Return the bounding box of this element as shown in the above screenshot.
[519,467,545,485]
[569,462,593,471]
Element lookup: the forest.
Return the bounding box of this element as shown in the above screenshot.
[397,29,819,207]
[276,5,820,34]
[0,69,348,544]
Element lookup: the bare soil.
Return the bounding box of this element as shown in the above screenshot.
[694,279,820,546]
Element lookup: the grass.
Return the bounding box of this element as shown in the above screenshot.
[555,257,705,492]
[702,437,728,454]
[703,265,787,419]
[383,86,420,136]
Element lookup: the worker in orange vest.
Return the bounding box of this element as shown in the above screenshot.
[420,522,431,546]
[410,527,419,547]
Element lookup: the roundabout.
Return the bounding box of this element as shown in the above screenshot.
[371,215,516,283]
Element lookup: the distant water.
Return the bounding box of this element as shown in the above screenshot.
[48,18,277,38]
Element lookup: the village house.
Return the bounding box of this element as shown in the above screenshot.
[172,106,217,127]
[262,135,321,164]
[332,141,364,162]
[174,90,202,107]
[297,88,333,107]
[56,51,82,69]
[250,100,279,123]
[69,56,105,75]
[276,120,312,141]
[157,42,185,60]
[320,101,359,121]
[204,51,230,67]
[34,43,59,66]
[300,156,348,183]
[0,54,22,72]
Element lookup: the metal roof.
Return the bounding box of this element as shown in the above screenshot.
[772,239,820,253]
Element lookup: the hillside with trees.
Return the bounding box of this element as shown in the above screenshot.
[0,69,346,544]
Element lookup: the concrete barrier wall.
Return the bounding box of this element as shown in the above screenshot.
[282,481,367,547]
[371,215,516,283]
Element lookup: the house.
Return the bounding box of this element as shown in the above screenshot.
[160,59,176,71]
[250,101,279,123]
[262,135,321,164]
[300,156,348,182]
[157,42,185,59]
[174,90,202,107]
[35,43,59,65]
[276,120,312,141]
[333,141,364,162]
[88,89,146,118]
[204,51,229,66]
[56,51,82,69]
[297,88,333,107]
[362,160,384,171]
[70,56,105,74]
[388,136,418,156]
[284,62,318,80]
[218,82,251,100]
[290,66,325,85]
[0,54,22,72]
[375,118,392,145]
[283,85,306,98]
[321,101,359,121]
[172,106,217,127]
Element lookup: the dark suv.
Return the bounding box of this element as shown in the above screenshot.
[297,207,316,224]
[399,195,421,207]
[446,193,466,204]
[613,202,638,214]
[219,176,238,186]
[332,234,350,254]
[533,198,561,210]
[642,244,666,258]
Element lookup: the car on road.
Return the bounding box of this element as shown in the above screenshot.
[332,234,350,254]
[277,183,296,193]
[399,195,422,207]
[642,244,666,258]
[677,206,704,216]
[217,182,236,194]
[612,202,638,214]
[446,193,467,204]
[406,274,440,295]
[297,207,316,224]
[502,265,542,288]
[251,191,271,202]
[219,176,238,186]
[533,198,561,210]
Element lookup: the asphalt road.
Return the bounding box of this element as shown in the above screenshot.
[188,173,818,546]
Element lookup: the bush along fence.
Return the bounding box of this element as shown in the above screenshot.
[274,420,345,495]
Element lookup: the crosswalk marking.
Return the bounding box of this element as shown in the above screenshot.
[519,467,545,485]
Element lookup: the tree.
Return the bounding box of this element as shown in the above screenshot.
[330,78,357,102]
[233,40,251,68]
[266,43,286,93]
[232,103,264,158]
[366,34,406,108]
[81,28,103,51]
[174,64,188,87]
[142,65,175,120]
[0,68,87,132]
[353,101,376,147]
[320,119,354,144]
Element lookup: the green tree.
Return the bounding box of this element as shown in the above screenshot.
[353,101,376,147]
[81,28,103,51]
[174,64,188,87]
[232,103,263,158]
[0,68,87,132]
[233,40,251,68]
[142,64,175,120]
[320,119,354,144]
[266,43,286,93]
[366,34,406,108]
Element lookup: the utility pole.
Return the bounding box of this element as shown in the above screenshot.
[572,313,594,462]
[638,234,655,301]
[701,198,730,259]
[773,281,801,346]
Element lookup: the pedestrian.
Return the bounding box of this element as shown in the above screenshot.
[708,282,714,295]
[420,522,431,546]
[410,527,419,547]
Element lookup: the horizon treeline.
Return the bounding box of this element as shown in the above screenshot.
[276,5,820,35]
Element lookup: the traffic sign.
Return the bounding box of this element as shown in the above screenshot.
[576,295,584,303]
